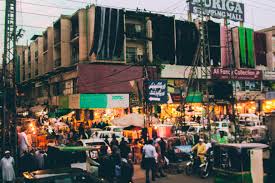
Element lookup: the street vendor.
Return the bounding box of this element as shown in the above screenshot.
[191,138,207,163]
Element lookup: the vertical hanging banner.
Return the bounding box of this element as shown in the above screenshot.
[189,0,245,22]
[146,80,168,104]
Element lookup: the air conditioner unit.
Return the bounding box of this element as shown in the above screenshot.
[136,48,144,62]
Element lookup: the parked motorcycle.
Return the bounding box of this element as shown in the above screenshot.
[199,150,214,178]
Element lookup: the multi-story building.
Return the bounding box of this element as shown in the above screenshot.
[17,5,275,122]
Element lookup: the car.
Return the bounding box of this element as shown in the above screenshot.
[187,126,206,135]
[211,121,229,133]
[103,126,124,135]
[77,139,111,160]
[240,126,268,143]
[22,168,106,183]
[91,131,128,144]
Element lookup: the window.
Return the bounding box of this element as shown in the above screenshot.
[126,47,137,63]
[73,79,77,94]
[126,23,144,38]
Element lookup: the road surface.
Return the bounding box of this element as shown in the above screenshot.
[133,165,214,183]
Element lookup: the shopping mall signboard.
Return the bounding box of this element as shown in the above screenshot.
[189,0,244,22]
[146,80,168,104]
[211,68,262,80]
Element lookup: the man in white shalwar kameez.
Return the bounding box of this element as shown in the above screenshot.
[0,151,15,183]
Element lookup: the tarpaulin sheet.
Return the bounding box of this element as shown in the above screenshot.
[246,28,255,68]
[207,21,221,67]
[232,27,240,68]
[152,15,175,64]
[175,21,199,66]
[77,64,157,94]
[254,32,267,66]
[89,7,124,60]
[239,27,246,67]
[220,26,233,68]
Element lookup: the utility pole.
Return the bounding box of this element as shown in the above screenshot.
[185,0,211,139]
[224,18,238,142]
[2,0,17,160]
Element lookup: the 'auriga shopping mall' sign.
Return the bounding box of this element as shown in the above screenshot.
[189,0,245,22]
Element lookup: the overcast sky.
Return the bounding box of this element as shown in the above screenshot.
[1,0,275,57]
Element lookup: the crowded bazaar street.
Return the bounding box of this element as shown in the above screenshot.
[1,0,275,183]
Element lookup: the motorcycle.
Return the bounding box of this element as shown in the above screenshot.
[185,152,201,176]
[199,150,214,178]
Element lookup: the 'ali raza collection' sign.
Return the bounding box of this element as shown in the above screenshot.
[211,68,262,80]
[189,0,245,22]
[146,80,168,104]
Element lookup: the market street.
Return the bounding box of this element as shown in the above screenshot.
[134,164,214,183]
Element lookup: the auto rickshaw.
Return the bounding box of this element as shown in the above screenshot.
[213,143,270,183]
[47,145,100,176]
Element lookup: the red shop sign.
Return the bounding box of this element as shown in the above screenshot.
[211,68,262,80]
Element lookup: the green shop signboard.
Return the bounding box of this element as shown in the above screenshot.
[185,92,203,103]
[79,94,129,109]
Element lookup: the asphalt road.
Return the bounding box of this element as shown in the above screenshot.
[133,165,214,183]
[134,174,214,183]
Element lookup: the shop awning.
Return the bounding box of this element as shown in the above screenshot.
[30,105,46,113]
[112,113,159,127]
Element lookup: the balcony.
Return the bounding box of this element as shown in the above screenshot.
[126,23,147,40]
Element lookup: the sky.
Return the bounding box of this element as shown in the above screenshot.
[1,0,275,58]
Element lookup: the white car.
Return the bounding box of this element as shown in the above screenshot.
[211,121,230,133]
[91,131,127,144]
[187,126,206,135]
[103,126,124,135]
[77,138,111,159]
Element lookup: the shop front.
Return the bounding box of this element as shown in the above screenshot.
[62,93,130,125]
[263,92,275,113]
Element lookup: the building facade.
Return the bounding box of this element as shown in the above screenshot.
[16,5,275,122]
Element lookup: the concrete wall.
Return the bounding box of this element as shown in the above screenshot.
[47,27,54,73]
[88,6,95,61]
[37,37,44,75]
[61,17,72,67]
[146,18,153,63]
[17,46,26,82]
[30,42,36,79]
[24,49,29,80]
[78,9,88,62]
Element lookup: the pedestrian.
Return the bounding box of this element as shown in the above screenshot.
[98,145,115,183]
[119,138,130,159]
[104,136,110,146]
[155,142,166,178]
[120,153,134,183]
[78,123,86,139]
[142,139,157,183]
[158,138,167,157]
[34,148,46,170]
[18,126,31,157]
[0,151,15,183]
[110,134,119,148]
[111,146,122,182]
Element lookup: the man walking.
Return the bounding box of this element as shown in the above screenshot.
[143,140,157,183]
[0,151,15,183]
